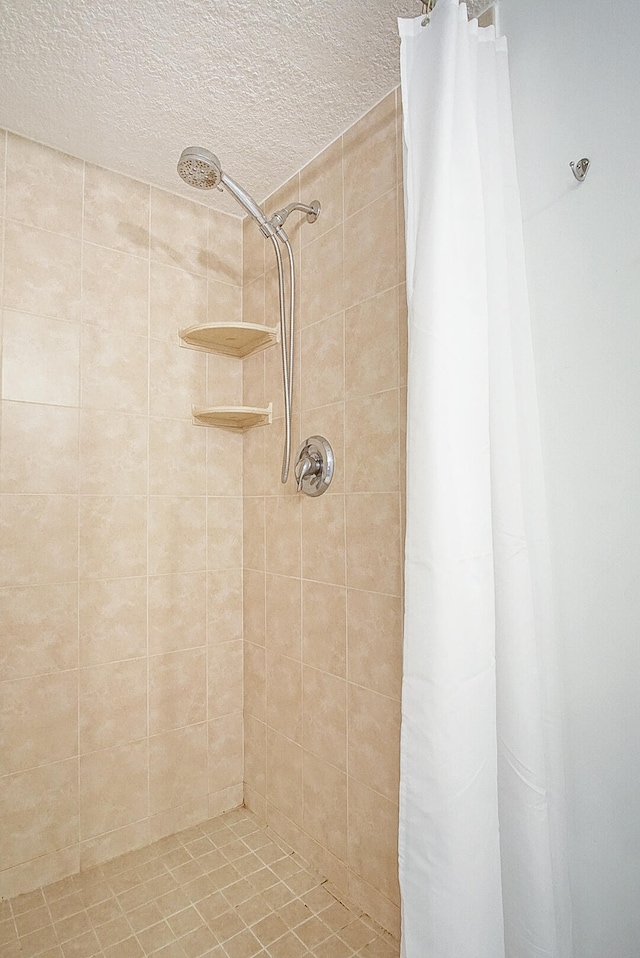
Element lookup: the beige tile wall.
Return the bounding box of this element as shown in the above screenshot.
[0,90,407,935]
[0,130,244,898]
[242,90,406,937]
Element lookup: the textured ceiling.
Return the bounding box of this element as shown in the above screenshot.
[0,0,493,215]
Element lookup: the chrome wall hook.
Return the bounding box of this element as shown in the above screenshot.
[570,158,590,182]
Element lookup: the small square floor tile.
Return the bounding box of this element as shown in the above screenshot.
[8,807,399,958]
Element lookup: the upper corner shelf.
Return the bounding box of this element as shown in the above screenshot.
[178,322,278,359]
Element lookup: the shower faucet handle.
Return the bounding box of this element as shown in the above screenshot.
[295,454,317,491]
[294,437,334,497]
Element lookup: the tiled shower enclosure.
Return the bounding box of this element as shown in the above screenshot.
[0,89,406,943]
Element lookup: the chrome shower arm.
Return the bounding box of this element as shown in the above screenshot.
[269,200,321,231]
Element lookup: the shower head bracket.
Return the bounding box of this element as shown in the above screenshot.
[269,200,321,231]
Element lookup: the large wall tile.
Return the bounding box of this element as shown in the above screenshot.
[348,778,400,906]
[265,497,301,578]
[266,729,302,826]
[150,338,206,420]
[81,327,148,413]
[345,493,402,596]
[266,651,302,743]
[345,287,399,399]
[243,570,265,648]
[302,580,346,678]
[0,401,78,494]
[207,428,242,498]
[242,495,265,570]
[149,572,207,654]
[300,138,343,245]
[0,759,78,870]
[150,263,207,342]
[149,648,207,734]
[345,390,399,494]
[242,214,265,287]
[79,741,148,840]
[0,583,78,680]
[242,276,265,328]
[83,165,149,257]
[150,188,208,275]
[0,130,5,216]
[0,494,77,587]
[301,493,346,586]
[344,189,398,309]
[80,819,150,871]
[346,589,402,700]
[244,641,266,723]
[302,667,346,771]
[149,416,206,497]
[300,225,344,328]
[242,398,267,494]
[207,278,242,326]
[207,496,242,572]
[79,409,147,496]
[343,92,397,218]
[79,496,147,579]
[208,712,243,794]
[79,576,147,666]
[244,714,266,797]
[303,751,347,861]
[2,311,80,405]
[265,573,301,660]
[208,209,243,286]
[208,641,243,718]
[347,684,400,804]
[300,312,344,411]
[206,351,243,406]
[79,659,147,753]
[207,569,242,645]
[149,723,208,815]
[6,135,83,236]
[2,223,81,321]
[148,495,207,575]
[0,671,78,774]
[82,243,149,337]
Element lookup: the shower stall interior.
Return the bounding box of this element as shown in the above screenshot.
[0,88,406,953]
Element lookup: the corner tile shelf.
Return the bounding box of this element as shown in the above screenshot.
[191,404,272,431]
[180,322,277,431]
[179,322,278,358]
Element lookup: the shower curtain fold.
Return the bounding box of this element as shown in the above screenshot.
[398,3,573,957]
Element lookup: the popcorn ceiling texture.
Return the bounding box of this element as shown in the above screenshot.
[0,0,493,216]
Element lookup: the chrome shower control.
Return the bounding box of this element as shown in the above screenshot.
[294,436,334,497]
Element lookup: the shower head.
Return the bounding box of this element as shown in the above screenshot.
[177,147,222,190]
[177,145,275,237]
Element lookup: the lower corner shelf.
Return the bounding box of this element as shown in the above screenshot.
[191,403,272,431]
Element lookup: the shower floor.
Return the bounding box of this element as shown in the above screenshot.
[2,807,399,958]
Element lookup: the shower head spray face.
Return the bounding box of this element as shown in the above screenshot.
[177,147,222,189]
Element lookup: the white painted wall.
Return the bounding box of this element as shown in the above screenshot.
[498,1,640,955]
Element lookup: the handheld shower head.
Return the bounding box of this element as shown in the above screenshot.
[177,145,275,237]
[177,147,222,190]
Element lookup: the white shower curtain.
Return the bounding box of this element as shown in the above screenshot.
[398,3,573,957]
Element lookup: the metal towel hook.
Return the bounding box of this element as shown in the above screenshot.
[570,158,590,182]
